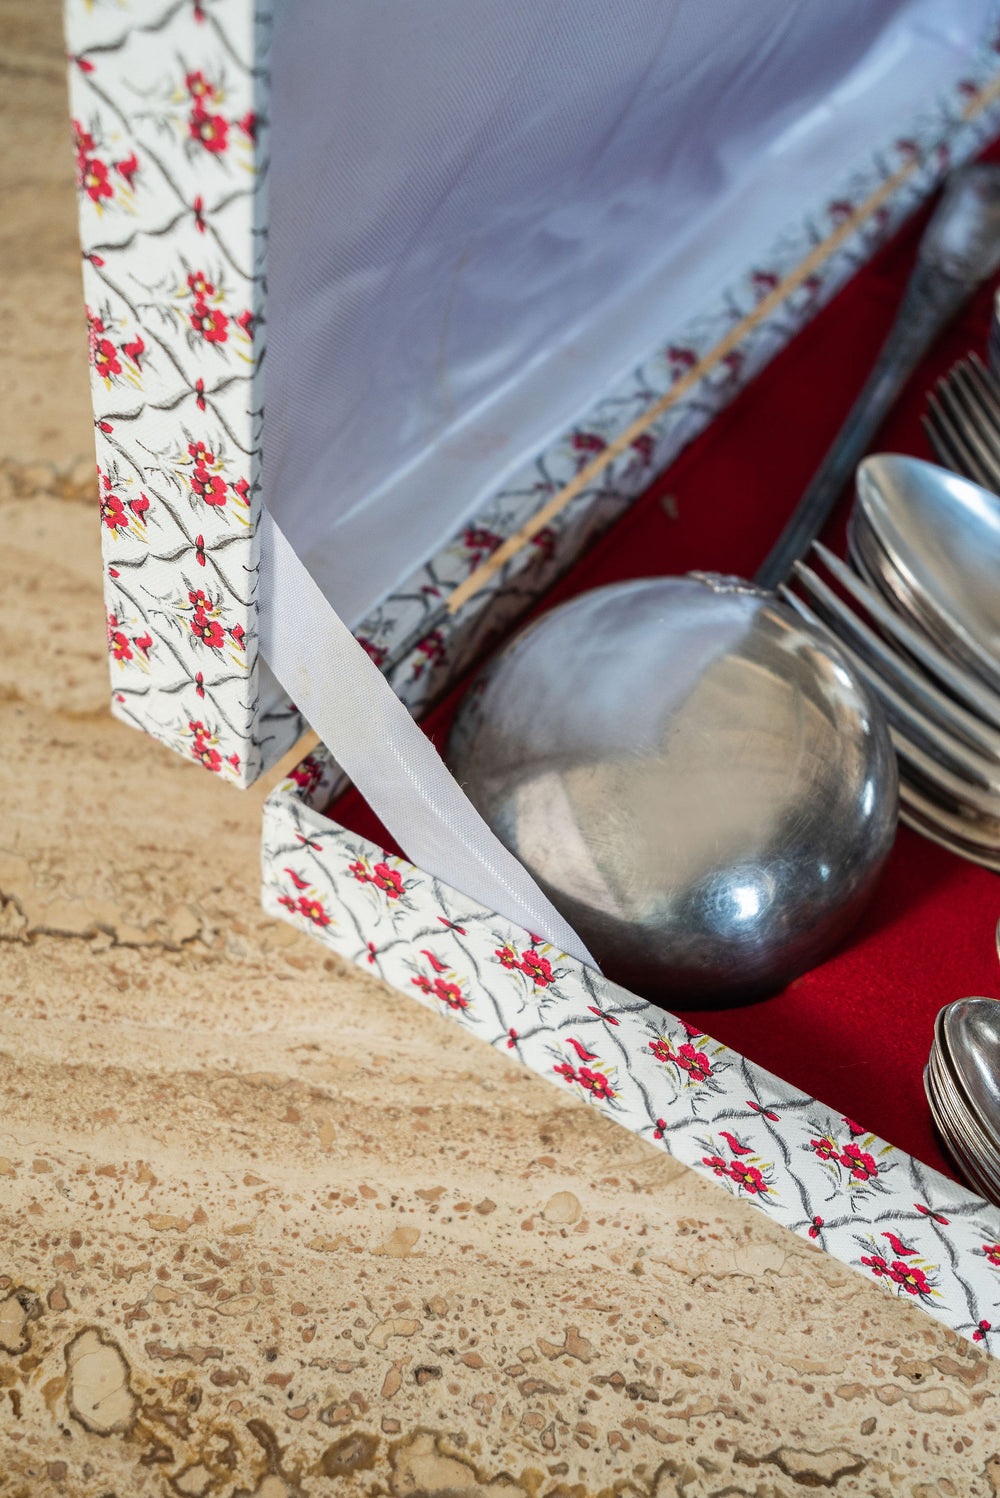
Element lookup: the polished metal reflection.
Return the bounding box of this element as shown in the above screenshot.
[926,996,1000,1207]
[855,454,1000,696]
[782,455,1000,868]
[447,576,898,1004]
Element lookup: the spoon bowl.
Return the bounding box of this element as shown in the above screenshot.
[856,454,1000,694]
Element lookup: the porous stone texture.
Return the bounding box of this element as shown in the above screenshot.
[3,1,1000,1492]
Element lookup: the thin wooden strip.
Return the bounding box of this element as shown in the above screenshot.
[444,74,1000,618]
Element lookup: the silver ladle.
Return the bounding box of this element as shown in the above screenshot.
[446,165,1000,1003]
[757,163,1000,589]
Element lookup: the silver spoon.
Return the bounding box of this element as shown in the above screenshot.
[853,455,1000,696]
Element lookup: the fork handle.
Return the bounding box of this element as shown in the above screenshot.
[754,264,973,591]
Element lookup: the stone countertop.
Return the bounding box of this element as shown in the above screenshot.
[2,2,1000,1492]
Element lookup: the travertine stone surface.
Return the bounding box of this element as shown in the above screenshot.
[3,2,1000,1491]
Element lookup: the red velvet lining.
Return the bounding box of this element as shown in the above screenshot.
[331,142,1000,1180]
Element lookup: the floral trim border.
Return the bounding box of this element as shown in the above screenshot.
[65,0,303,787]
[263,748,1000,1350]
[67,3,1000,783]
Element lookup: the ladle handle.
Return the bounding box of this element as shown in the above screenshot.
[754,263,973,591]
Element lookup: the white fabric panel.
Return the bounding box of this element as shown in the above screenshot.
[258,509,596,967]
[264,0,994,626]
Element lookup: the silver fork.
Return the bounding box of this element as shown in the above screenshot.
[778,546,1000,859]
[923,353,1000,492]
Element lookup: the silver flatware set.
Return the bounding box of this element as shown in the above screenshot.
[446,159,1000,1200]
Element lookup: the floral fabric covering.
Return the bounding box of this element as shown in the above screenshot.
[66,0,1000,784]
[65,0,301,787]
[264,747,1000,1350]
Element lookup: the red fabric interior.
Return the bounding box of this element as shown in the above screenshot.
[330,142,1000,1180]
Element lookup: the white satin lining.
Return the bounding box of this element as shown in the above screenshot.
[264,0,994,628]
[258,508,596,967]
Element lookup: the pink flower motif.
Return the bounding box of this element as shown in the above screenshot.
[189,104,229,154]
[576,1066,615,1102]
[672,1042,712,1084]
[809,1136,839,1161]
[984,1243,1000,1267]
[861,1253,889,1279]
[93,339,122,381]
[185,69,216,100]
[531,527,556,561]
[107,617,132,662]
[974,1320,992,1342]
[808,1216,823,1239]
[462,526,501,558]
[190,301,229,344]
[100,492,128,532]
[553,1062,577,1085]
[191,467,227,506]
[840,1143,878,1182]
[79,156,113,203]
[702,1154,728,1176]
[192,740,222,773]
[73,120,96,158]
[728,1160,768,1195]
[232,477,250,505]
[191,613,224,649]
[187,270,215,298]
[297,895,330,928]
[520,950,553,987]
[115,153,139,189]
[495,945,519,969]
[887,1260,930,1296]
[371,862,403,899]
[432,978,467,1010]
[348,859,371,884]
[237,309,254,337]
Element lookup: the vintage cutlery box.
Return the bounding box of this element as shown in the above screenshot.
[66,0,1000,1344]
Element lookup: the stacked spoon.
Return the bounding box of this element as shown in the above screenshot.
[926,997,1000,1207]
[781,454,1000,869]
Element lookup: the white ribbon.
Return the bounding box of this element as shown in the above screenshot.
[258,508,596,968]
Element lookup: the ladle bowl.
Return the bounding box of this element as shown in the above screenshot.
[447,575,898,1003]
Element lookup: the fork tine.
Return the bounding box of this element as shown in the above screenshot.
[921,413,964,474]
[784,564,1000,777]
[969,350,1000,409]
[926,387,996,490]
[947,365,1000,482]
[809,541,1000,734]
